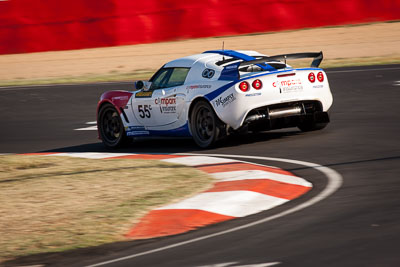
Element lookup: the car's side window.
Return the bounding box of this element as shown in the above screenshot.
[150,67,190,90]
[165,68,190,88]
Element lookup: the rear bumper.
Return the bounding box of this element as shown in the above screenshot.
[243,100,330,131]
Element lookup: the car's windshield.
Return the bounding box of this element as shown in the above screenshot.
[150,67,190,90]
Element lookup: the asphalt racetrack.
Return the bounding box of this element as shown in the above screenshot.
[1,65,400,266]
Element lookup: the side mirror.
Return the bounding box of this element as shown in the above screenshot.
[135,80,144,90]
[135,81,152,91]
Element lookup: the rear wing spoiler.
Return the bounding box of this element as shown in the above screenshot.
[240,51,324,68]
[204,50,324,80]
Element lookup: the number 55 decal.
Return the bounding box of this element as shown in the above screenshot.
[138,105,152,118]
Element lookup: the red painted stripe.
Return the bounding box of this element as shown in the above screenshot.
[206,179,311,200]
[196,162,294,176]
[111,154,183,160]
[126,209,234,239]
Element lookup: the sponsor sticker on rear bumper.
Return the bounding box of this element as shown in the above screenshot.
[273,79,303,94]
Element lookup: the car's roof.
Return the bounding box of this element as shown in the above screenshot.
[164,50,266,69]
[163,50,271,83]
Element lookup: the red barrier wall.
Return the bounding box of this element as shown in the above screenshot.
[1,0,399,54]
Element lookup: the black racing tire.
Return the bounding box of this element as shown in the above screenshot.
[98,104,127,148]
[190,100,223,148]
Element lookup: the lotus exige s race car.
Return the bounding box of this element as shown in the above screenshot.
[97,49,333,148]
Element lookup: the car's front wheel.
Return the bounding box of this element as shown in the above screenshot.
[190,100,223,148]
[98,104,127,148]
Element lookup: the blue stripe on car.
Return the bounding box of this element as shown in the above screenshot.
[204,50,275,71]
[126,123,191,137]
[205,81,236,101]
[219,62,241,81]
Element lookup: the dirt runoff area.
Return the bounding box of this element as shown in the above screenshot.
[0,155,212,262]
[0,22,399,86]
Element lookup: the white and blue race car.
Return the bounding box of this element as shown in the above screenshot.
[97,49,333,148]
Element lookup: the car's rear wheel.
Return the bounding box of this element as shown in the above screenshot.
[190,101,222,148]
[98,104,127,148]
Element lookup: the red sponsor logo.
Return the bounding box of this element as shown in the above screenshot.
[154,97,176,106]
[273,79,302,87]
[186,85,212,90]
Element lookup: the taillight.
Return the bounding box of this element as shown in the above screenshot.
[252,79,262,90]
[239,81,250,92]
[317,71,324,82]
[308,72,315,83]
